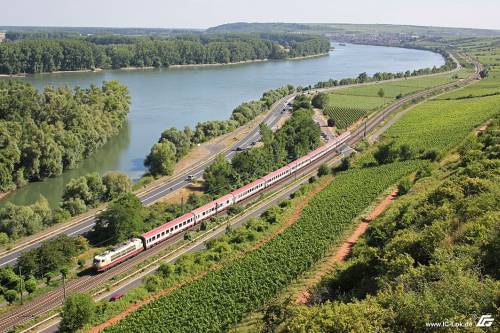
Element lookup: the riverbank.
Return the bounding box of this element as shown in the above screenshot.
[0,53,330,77]
[0,68,103,77]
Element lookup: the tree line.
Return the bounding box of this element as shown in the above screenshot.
[314,49,456,89]
[0,80,130,192]
[144,85,295,177]
[203,106,321,196]
[0,33,331,74]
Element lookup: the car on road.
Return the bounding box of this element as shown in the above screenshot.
[110,293,125,302]
[187,175,195,181]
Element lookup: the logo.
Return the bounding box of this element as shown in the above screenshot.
[476,314,494,327]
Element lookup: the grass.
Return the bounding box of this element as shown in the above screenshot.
[324,93,391,110]
[385,94,500,153]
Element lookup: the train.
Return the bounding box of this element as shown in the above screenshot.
[92,131,351,272]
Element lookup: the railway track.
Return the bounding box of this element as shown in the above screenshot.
[0,135,349,332]
[0,54,482,333]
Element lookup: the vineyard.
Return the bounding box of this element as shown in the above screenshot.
[104,160,423,333]
[437,74,500,99]
[323,106,367,129]
[385,92,500,153]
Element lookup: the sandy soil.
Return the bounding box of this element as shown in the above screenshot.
[294,188,398,304]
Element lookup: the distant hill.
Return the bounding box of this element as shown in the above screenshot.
[207,22,500,38]
[206,22,313,33]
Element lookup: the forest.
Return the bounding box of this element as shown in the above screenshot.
[0,33,331,74]
[0,80,130,192]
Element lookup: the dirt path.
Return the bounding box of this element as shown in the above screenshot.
[294,188,398,304]
[88,176,333,332]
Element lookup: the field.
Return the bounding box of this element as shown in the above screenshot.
[321,70,471,129]
[437,72,500,99]
[384,93,500,153]
[323,106,367,129]
[324,93,390,109]
[103,161,422,333]
[322,94,389,129]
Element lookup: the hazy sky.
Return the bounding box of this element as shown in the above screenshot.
[2,0,500,30]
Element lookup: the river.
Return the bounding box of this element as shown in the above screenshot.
[0,43,444,208]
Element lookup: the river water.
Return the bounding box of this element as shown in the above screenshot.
[1,43,444,208]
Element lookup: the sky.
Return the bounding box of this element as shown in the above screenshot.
[1,0,500,30]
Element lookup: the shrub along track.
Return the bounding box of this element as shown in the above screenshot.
[3,53,481,333]
[88,175,334,332]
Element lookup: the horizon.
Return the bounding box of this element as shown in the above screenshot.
[1,0,500,31]
[2,21,500,33]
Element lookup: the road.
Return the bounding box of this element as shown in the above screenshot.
[0,95,295,268]
[4,55,482,333]
[0,49,469,269]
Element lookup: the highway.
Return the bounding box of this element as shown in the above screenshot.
[0,95,294,268]
[0,54,481,332]
[0,50,468,269]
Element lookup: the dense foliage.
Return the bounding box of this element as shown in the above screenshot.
[15,234,88,279]
[204,108,321,195]
[0,34,330,74]
[104,160,421,333]
[285,117,500,332]
[0,80,130,192]
[60,293,96,333]
[145,85,295,176]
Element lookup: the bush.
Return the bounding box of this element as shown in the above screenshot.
[228,205,244,216]
[60,293,95,333]
[25,278,37,294]
[397,177,413,196]
[4,289,17,304]
[317,164,330,177]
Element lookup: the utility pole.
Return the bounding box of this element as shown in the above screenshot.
[181,196,184,214]
[61,269,68,303]
[62,273,66,303]
[18,266,23,305]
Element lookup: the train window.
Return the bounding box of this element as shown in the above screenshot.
[161,231,165,236]
[175,225,178,230]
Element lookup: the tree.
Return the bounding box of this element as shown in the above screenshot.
[4,289,17,304]
[94,193,143,244]
[357,72,369,83]
[311,93,328,108]
[159,128,192,160]
[24,278,37,294]
[373,142,398,165]
[259,123,273,147]
[60,293,95,333]
[317,164,330,177]
[17,252,38,277]
[377,88,385,98]
[103,171,132,200]
[144,141,177,176]
[61,197,87,216]
[203,154,238,195]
